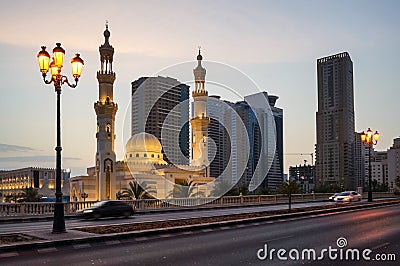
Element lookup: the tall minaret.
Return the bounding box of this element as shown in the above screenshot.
[94,23,118,200]
[190,49,210,174]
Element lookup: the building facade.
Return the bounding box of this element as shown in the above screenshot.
[131,76,190,165]
[244,92,284,192]
[388,137,400,191]
[289,164,315,193]
[0,167,70,202]
[354,132,366,189]
[316,52,356,190]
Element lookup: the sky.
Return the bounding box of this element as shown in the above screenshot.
[0,0,399,176]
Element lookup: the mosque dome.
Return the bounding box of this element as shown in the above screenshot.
[125,132,167,165]
[126,132,162,153]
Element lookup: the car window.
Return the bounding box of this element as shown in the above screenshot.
[351,192,357,195]
[92,201,107,207]
[338,192,350,196]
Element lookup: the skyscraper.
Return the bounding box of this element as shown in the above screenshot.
[354,132,366,189]
[206,95,229,179]
[131,76,190,165]
[388,137,400,191]
[316,52,355,190]
[244,92,283,191]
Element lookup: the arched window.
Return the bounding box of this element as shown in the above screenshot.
[106,124,111,133]
[136,154,139,157]
[106,97,110,104]
[144,154,147,157]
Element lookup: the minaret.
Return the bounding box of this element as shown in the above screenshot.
[190,49,210,174]
[94,23,118,200]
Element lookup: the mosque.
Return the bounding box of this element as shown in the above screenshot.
[69,25,214,201]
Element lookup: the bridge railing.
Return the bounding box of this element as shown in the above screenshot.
[0,192,397,217]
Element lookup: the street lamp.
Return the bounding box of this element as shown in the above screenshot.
[360,128,380,202]
[37,43,84,233]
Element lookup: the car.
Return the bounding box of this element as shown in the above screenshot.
[81,200,135,219]
[334,191,362,202]
[328,193,340,202]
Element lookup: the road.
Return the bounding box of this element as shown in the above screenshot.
[2,203,399,265]
[1,201,335,233]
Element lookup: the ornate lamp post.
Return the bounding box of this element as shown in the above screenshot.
[37,43,84,233]
[360,128,380,202]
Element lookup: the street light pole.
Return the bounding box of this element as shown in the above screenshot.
[360,128,380,202]
[368,143,372,202]
[37,44,84,233]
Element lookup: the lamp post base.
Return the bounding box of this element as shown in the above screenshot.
[52,202,66,234]
[368,191,373,202]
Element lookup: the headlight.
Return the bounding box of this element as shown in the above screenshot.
[83,210,93,213]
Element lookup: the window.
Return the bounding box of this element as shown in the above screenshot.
[136,154,139,157]
[106,124,111,133]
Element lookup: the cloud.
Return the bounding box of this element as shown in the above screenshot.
[0,156,81,163]
[0,143,35,152]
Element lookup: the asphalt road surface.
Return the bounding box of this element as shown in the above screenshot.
[2,204,399,265]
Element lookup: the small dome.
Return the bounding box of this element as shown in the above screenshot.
[126,132,162,153]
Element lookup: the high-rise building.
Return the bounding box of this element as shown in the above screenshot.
[232,100,260,187]
[131,76,190,165]
[94,24,118,200]
[244,92,283,191]
[388,137,400,191]
[206,95,230,179]
[354,132,366,189]
[316,52,355,190]
[289,164,315,193]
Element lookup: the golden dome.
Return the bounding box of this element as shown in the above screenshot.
[126,132,162,153]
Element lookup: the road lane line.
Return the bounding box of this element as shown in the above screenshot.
[265,235,294,242]
[371,242,390,250]
[0,252,19,258]
[73,243,91,249]
[37,247,57,253]
[105,240,121,245]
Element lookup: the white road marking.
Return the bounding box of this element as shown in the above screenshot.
[37,247,57,253]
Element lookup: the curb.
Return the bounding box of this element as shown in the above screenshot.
[1,199,399,254]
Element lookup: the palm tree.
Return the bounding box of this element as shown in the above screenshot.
[118,180,155,200]
[168,179,204,198]
[210,179,234,197]
[277,180,300,212]
[19,187,41,202]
